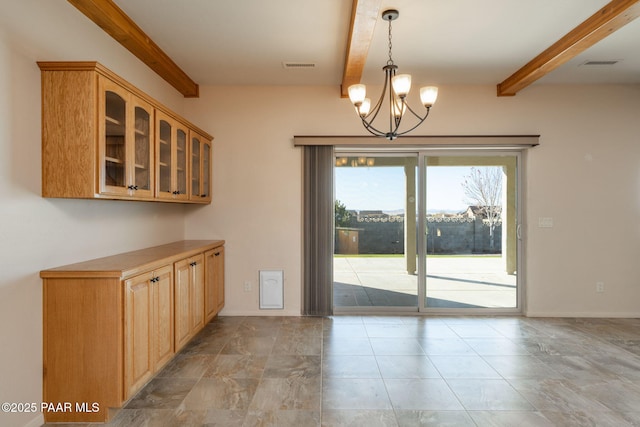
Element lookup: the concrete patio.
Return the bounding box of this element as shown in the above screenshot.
[333,256,517,309]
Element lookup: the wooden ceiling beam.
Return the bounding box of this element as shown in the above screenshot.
[341,0,383,98]
[67,0,199,98]
[497,0,640,97]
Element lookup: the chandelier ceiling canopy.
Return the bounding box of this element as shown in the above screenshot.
[348,9,438,141]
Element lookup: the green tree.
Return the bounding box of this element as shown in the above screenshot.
[334,200,352,227]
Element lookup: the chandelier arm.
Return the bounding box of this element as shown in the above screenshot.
[358,67,391,136]
[395,108,432,137]
[387,69,401,137]
[363,89,386,124]
[360,116,389,137]
[360,121,386,137]
[363,67,392,123]
[388,82,394,137]
[359,102,386,136]
[403,102,427,121]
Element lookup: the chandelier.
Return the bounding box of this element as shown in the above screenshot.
[347,9,438,141]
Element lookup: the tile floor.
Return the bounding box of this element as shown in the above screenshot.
[44,316,640,426]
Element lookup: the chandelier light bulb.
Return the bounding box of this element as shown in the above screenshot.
[392,101,406,118]
[358,98,371,117]
[348,84,366,105]
[420,86,438,108]
[391,74,412,98]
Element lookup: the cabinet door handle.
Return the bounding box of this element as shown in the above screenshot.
[127,185,138,190]
[189,261,197,267]
[214,252,220,257]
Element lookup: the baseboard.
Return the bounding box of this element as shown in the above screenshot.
[218,309,302,317]
[525,311,640,318]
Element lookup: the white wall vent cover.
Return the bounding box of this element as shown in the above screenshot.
[259,270,284,309]
[580,60,620,66]
[282,62,316,69]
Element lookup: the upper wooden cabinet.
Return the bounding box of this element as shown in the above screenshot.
[38,61,213,204]
[156,111,190,201]
[99,77,155,198]
[190,131,212,203]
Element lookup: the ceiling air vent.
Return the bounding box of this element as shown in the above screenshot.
[282,62,317,69]
[580,60,620,66]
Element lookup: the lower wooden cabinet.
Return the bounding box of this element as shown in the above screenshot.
[124,272,154,399]
[205,246,225,322]
[124,265,174,399]
[153,266,175,373]
[40,240,224,423]
[174,254,205,351]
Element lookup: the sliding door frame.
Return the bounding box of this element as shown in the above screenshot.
[418,149,525,315]
[333,150,420,314]
[332,146,526,315]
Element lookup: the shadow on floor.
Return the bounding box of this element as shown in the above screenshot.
[333,282,483,309]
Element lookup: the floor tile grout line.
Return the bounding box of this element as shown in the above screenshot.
[61,316,640,426]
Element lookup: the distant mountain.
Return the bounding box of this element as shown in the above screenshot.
[427,208,463,215]
[380,208,465,215]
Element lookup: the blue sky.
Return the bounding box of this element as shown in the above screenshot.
[335,165,472,212]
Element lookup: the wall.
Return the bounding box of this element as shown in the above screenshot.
[185,84,640,318]
[0,3,197,426]
[524,85,640,316]
[183,85,350,315]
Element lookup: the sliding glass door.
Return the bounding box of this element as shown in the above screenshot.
[333,154,418,311]
[421,154,520,312]
[334,150,522,314]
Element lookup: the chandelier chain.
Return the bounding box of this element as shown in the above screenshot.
[387,19,394,65]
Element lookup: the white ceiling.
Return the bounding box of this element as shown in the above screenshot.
[107,0,640,89]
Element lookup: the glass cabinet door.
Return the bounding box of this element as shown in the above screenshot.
[176,128,188,198]
[202,142,210,200]
[157,118,173,197]
[132,103,153,196]
[99,78,154,199]
[189,133,212,202]
[191,135,201,198]
[155,111,190,201]
[103,90,127,191]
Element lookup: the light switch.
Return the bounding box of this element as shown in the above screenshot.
[538,217,554,228]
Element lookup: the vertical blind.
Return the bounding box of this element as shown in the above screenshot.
[303,145,334,316]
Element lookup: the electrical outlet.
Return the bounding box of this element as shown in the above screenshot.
[596,282,605,293]
[244,281,252,292]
